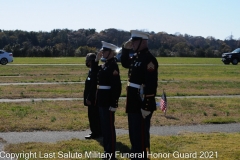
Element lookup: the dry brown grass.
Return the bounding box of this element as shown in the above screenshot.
[1,81,240,99]
[0,65,89,83]
[1,58,239,160]
[0,84,83,99]
[4,133,240,160]
[0,98,239,132]
[1,64,240,98]
[0,58,240,131]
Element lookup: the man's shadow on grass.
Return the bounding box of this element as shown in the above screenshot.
[162,115,180,120]
[95,137,131,153]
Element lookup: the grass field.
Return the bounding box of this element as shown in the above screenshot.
[0,98,239,132]
[1,57,240,160]
[1,58,240,97]
[5,133,240,160]
[11,57,223,64]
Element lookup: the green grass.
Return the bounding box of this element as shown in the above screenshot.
[4,133,240,160]
[0,98,239,132]
[0,84,83,99]
[12,57,223,64]
[1,60,240,97]
[1,81,240,99]
[0,57,239,130]
[2,58,240,82]
[1,57,240,159]
[12,57,86,64]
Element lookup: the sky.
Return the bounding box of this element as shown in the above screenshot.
[1,0,240,40]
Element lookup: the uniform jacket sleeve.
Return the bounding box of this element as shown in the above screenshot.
[121,47,132,68]
[142,55,158,111]
[91,60,99,72]
[110,63,122,108]
[86,60,97,103]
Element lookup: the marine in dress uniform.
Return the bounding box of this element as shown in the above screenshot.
[92,41,122,159]
[83,53,101,139]
[121,30,158,159]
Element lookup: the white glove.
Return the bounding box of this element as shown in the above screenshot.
[86,99,91,105]
[141,109,151,119]
[123,39,132,49]
[109,107,117,112]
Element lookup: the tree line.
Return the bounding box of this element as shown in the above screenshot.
[0,28,240,57]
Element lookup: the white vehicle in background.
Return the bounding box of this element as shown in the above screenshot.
[0,50,13,65]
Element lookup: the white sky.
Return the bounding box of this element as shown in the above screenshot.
[1,0,240,40]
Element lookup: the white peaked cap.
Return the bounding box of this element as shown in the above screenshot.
[101,41,118,50]
[130,30,149,40]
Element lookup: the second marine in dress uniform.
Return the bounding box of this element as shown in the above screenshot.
[121,30,158,159]
[92,41,122,160]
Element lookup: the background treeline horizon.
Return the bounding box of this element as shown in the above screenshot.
[1,28,240,57]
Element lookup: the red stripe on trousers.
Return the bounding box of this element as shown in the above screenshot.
[141,117,145,159]
[110,111,115,153]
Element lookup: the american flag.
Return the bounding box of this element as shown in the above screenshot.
[160,91,167,113]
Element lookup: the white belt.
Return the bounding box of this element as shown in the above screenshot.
[97,85,111,89]
[128,82,141,89]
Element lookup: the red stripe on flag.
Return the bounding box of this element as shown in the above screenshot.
[160,92,167,112]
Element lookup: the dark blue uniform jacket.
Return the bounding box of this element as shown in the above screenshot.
[92,58,122,108]
[121,47,158,113]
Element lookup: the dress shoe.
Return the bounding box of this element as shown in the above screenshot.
[85,134,101,139]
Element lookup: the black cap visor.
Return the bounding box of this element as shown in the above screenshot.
[131,37,143,41]
[101,47,112,51]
